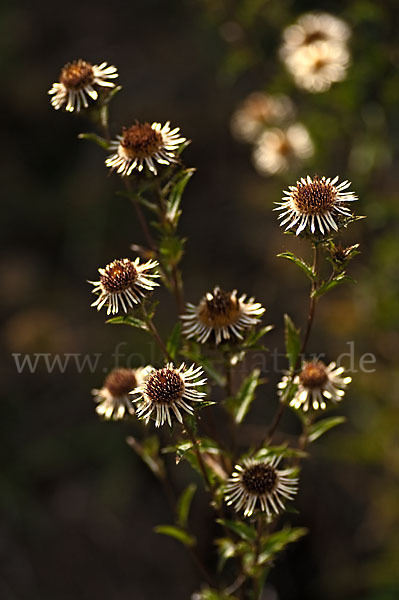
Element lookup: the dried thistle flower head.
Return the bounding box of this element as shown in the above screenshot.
[48,60,118,112]
[282,41,350,93]
[131,363,207,427]
[92,366,152,420]
[105,121,186,176]
[89,257,159,315]
[252,124,314,176]
[181,287,265,345]
[278,359,352,411]
[231,92,295,143]
[329,243,360,266]
[281,12,351,54]
[274,175,357,236]
[224,456,298,518]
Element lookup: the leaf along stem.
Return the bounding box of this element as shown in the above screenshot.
[265,242,321,444]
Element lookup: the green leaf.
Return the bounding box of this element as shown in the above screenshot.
[254,445,307,461]
[217,519,256,542]
[154,525,196,547]
[284,314,301,369]
[243,325,274,349]
[277,252,316,281]
[106,315,148,331]
[166,168,195,224]
[78,132,109,149]
[258,527,307,565]
[308,416,346,443]
[176,483,197,528]
[166,322,182,362]
[312,274,355,298]
[101,84,122,104]
[126,436,164,478]
[226,369,262,424]
[192,587,238,600]
[215,537,237,571]
[159,235,186,266]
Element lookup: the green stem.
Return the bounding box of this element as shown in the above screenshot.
[125,180,157,251]
[99,103,110,142]
[251,516,265,599]
[183,419,214,493]
[265,242,321,444]
[141,304,173,363]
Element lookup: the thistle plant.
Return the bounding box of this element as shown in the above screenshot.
[49,58,363,599]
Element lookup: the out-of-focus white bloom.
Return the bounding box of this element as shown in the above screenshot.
[92,366,152,420]
[252,123,314,176]
[278,360,352,411]
[231,92,295,143]
[283,41,350,93]
[281,12,351,55]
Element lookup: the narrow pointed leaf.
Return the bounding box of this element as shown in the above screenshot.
[243,325,274,349]
[226,369,261,424]
[166,168,195,223]
[312,274,355,298]
[258,527,307,565]
[154,525,196,547]
[217,519,256,542]
[106,315,148,331]
[277,252,316,281]
[177,483,197,528]
[78,132,109,149]
[308,416,346,443]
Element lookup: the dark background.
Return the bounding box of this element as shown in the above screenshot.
[1,1,398,599]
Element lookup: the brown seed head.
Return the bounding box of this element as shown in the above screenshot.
[104,368,137,397]
[60,60,94,90]
[292,177,337,215]
[242,463,277,495]
[299,361,328,388]
[198,289,241,328]
[100,259,137,293]
[145,368,184,405]
[121,123,163,159]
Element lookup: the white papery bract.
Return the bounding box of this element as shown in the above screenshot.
[278,359,352,412]
[105,121,186,176]
[224,456,298,518]
[89,257,159,315]
[48,60,118,112]
[92,367,152,420]
[181,287,265,345]
[274,175,357,236]
[131,363,207,427]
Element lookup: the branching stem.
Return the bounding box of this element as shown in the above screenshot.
[266,242,321,444]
